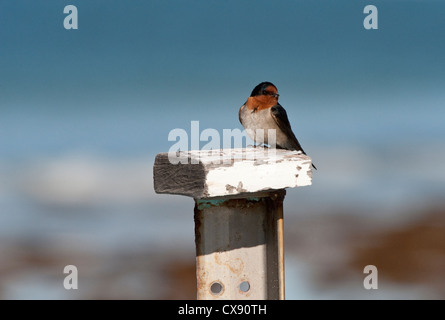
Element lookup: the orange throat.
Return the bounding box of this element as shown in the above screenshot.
[245,96,277,112]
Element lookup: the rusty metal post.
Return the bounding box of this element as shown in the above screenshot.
[153,148,313,300]
[194,190,286,299]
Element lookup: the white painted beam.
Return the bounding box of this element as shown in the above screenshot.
[154,148,313,199]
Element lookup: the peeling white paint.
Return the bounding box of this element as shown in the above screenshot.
[156,148,313,198]
[206,159,311,197]
[200,148,312,198]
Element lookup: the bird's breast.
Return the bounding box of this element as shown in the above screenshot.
[241,107,276,130]
[239,106,287,145]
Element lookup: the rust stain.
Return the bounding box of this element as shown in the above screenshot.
[196,264,207,296]
[214,254,244,275]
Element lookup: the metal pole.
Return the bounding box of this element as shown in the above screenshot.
[194,190,286,300]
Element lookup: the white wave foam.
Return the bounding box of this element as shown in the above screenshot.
[16,154,158,207]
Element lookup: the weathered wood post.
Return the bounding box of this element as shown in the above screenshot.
[153,148,313,300]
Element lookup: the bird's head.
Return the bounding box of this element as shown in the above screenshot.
[250,82,279,100]
[245,82,279,111]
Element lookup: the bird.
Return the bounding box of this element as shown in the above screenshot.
[239,81,317,170]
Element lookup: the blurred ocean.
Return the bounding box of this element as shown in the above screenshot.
[1,0,445,299]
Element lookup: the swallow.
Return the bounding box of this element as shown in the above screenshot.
[239,81,317,169]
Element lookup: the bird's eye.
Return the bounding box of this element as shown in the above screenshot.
[261,90,279,98]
